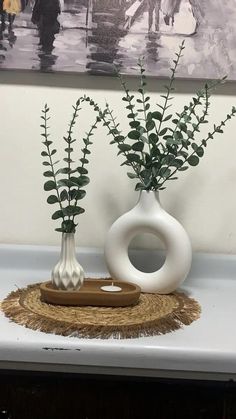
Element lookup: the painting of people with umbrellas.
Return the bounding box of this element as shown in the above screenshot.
[0,0,235,79]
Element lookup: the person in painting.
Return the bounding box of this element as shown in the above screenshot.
[31,0,61,54]
[161,0,182,26]
[1,0,22,27]
[148,0,161,32]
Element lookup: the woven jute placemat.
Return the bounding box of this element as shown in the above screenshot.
[1,283,201,339]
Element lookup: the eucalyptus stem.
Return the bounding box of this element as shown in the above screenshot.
[71,118,99,225]
[40,99,102,234]
[157,41,185,136]
[105,104,143,180]
[156,84,211,185]
[82,94,143,181]
[41,105,65,221]
[138,58,151,154]
[64,100,81,217]
[159,106,236,188]
[118,72,145,161]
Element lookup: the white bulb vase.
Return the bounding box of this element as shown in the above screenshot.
[52,233,84,291]
[104,191,192,294]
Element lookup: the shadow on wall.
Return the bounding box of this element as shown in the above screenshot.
[1,69,236,96]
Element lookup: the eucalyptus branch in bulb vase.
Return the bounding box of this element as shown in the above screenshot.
[40,101,100,291]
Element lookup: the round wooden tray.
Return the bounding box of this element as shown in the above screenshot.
[40,279,141,307]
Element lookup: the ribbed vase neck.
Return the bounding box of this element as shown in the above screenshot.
[61,233,76,259]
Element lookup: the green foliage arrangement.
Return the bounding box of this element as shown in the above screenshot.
[84,42,236,192]
[40,101,99,233]
[40,43,236,233]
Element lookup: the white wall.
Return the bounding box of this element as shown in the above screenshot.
[1,70,236,253]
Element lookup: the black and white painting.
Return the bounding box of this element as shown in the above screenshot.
[0,0,235,79]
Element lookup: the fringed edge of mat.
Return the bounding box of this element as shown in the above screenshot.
[1,286,201,339]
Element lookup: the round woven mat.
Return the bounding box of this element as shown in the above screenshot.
[1,283,201,339]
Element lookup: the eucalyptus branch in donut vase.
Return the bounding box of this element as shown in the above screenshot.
[83,42,236,191]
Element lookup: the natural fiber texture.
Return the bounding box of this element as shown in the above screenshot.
[1,283,201,339]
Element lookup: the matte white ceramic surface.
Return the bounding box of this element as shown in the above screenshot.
[0,245,236,380]
[105,191,192,293]
[52,233,84,290]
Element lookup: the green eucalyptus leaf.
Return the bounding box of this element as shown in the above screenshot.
[77,167,88,174]
[43,171,54,177]
[132,142,144,152]
[128,130,140,140]
[41,151,48,157]
[61,220,77,233]
[70,176,90,187]
[196,146,204,157]
[55,168,71,175]
[165,137,175,145]
[42,161,51,166]
[179,150,188,158]
[178,122,187,132]
[42,140,52,147]
[127,172,138,179]
[163,114,172,122]
[80,158,89,164]
[140,168,152,178]
[174,131,183,140]
[188,155,199,166]
[149,133,158,143]
[135,182,146,191]
[170,159,183,168]
[118,144,131,152]
[82,148,91,155]
[152,111,162,121]
[47,195,59,204]
[114,135,125,142]
[52,210,64,220]
[126,153,141,163]
[126,104,134,110]
[57,179,76,188]
[129,121,140,129]
[69,189,77,200]
[44,181,56,191]
[63,157,74,163]
[191,143,198,151]
[83,139,93,146]
[159,128,168,136]
[75,190,86,200]
[63,206,85,216]
[146,120,155,131]
[159,167,171,178]
[60,189,68,201]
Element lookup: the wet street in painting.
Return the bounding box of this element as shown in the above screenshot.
[0,0,236,79]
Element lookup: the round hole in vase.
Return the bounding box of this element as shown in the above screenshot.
[104,191,192,294]
[128,233,166,273]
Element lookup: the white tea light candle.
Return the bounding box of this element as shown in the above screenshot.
[101,282,122,292]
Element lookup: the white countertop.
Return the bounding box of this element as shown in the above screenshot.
[0,244,235,381]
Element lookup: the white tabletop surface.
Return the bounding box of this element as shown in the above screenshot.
[0,244,235,380]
